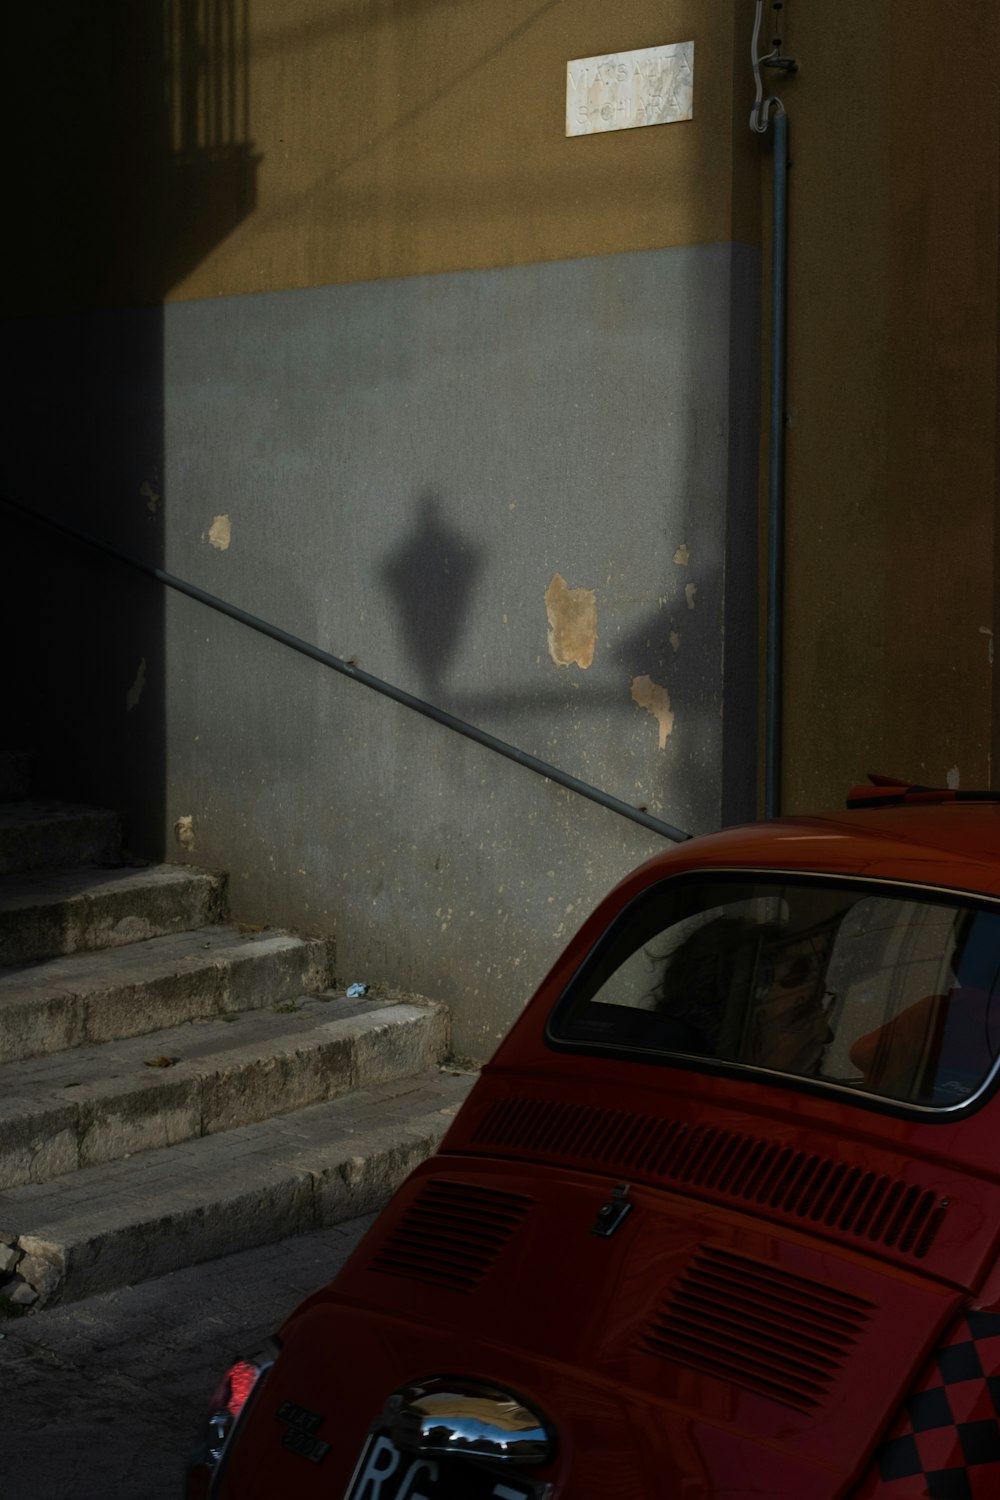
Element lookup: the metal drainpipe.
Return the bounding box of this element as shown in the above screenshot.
[750,0,796,818]
[765,108,789,819]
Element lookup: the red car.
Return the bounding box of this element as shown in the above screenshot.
[187,784,1000,1499]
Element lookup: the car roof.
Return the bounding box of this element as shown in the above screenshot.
[636,803,1000,901]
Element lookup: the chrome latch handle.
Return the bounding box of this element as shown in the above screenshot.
[591,1181,632,1238]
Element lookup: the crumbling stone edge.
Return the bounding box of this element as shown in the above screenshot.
[0,1118,452,1316]
[0,1232,63,1311]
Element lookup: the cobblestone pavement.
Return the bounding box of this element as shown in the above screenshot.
[0,1214,377,1500]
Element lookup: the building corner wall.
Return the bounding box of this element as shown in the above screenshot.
[2,2,762,1058]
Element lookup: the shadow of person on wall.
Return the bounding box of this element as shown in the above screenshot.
[379,491,485,703]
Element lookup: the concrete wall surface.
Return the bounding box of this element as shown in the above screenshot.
[9,1,1000,1051]
[2,1,762,1057]
[157,242,757,1056]
[2,244,758,1057]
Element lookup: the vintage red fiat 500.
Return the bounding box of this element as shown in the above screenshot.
[187,785,1000,1499]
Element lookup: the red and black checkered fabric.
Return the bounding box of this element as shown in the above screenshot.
[853,1309,1000,1498]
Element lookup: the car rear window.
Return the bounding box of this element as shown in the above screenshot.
[547,875,1000,1112]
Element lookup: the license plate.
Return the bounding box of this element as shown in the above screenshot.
[344,1432,551,1500]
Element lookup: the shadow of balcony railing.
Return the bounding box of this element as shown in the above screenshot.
[159,0,260,292]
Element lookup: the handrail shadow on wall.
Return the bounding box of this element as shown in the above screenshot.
[1,494,691,845]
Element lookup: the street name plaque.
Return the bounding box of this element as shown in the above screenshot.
[566,42,694,137]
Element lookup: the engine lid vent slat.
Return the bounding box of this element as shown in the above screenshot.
[369,1179,534,1293]
[638,1246,874,1413]
[471,1097,946,1259]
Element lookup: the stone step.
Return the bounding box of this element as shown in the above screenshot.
[0,751,32,802]
[0,862,228,966]
[0,1069,476,1305]
[0,925,334,1064]
[0,994,449,1188]
[0,800,120,876]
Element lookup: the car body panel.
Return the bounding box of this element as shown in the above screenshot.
[223,1155,961,1498]
[201,806,1000,1498]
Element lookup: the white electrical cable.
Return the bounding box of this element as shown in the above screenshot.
[750,0,785,133]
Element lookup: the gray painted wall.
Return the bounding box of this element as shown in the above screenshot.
[4,243,759,1058]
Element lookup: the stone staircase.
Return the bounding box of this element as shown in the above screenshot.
[0,753,474,1309]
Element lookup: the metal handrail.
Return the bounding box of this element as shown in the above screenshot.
[2,494,692,843]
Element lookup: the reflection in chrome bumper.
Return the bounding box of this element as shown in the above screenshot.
[383,1377,554,1466]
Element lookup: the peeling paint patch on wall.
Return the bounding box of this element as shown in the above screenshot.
[673,543,689,565]
[947,766,960,790]
[174,814,196,849]
[207,515,231,550]
[139,480,160,514]
[669,630,680,652]
[126,658,146,712]
[544,573,597,668]
[981,626,994,667]
[685,583,697,610]
[631,674,674,748]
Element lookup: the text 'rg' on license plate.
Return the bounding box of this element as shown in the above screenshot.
[344,1433,552,1500]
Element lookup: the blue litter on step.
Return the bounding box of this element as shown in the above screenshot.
[345,982,369,998]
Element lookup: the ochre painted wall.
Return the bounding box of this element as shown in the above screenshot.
[13,0,998,815]
[5,1,760,315]
[170,0,759,301]
[774,2,999,810]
